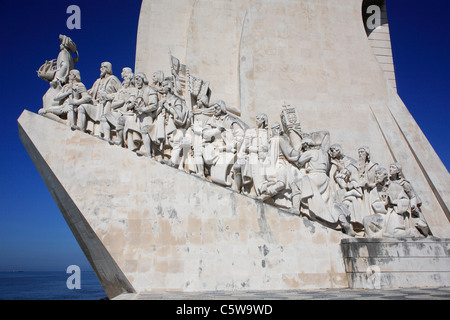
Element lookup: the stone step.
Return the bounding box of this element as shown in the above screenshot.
[341,238,450,289]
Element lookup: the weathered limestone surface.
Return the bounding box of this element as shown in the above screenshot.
[18,110,349,299]
[135,0,450,238]
[341,238,450,289]
[22,0,449,299]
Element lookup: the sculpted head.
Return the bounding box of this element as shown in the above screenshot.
[358,146,370,162]
[152,70,165,84]
[256,113,268,129]
[375,167,389,185]
[160,79,174,94]
[100,62,113,78]
[121,67,133,79]
[389,162,403,179]
[68,69,81,83]
[121,68,134,86]
[197,94,209,109]
[211,100,227,117]
[270,122,283,136]
[135,72,149,88]
[329,144,343,159]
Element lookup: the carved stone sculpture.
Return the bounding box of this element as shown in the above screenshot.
[75,62,121,135]
[51,35,79,87]
[101,67,137,146]
[280,106,303,151]
[203,100,246,187]
[35,51,433,240]
[329,144,363,230]
[258,123,293,208]
[333,167,363,230]
[389,162,430,237]
[152,79,189,165]
[129,72,158,157]
[238,113,270,196]
[185,93,211,177]
[269,128,355,235]
[363,167,426,238]
[329,144,358,178]
[39,69,92,128]
[357,146,379,221]
[37,35,79,110]
[150,70,165,93]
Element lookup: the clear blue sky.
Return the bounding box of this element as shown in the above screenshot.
[0,1,448,271]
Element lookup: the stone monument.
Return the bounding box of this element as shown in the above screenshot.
[19,0,449,299]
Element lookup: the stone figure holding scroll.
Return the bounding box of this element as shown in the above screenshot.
[279,132,330,214]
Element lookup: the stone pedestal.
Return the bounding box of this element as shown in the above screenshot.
[341,238,450,289]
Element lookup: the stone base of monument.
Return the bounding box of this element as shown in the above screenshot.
[18,110,450,298]
[341,238,450,289]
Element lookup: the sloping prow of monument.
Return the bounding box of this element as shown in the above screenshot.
[18,110,350,298]
[18,112,136,299]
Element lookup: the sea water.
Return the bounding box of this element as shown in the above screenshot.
[0,271,107,300]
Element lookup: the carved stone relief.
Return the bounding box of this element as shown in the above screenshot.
[37,35,431,239]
